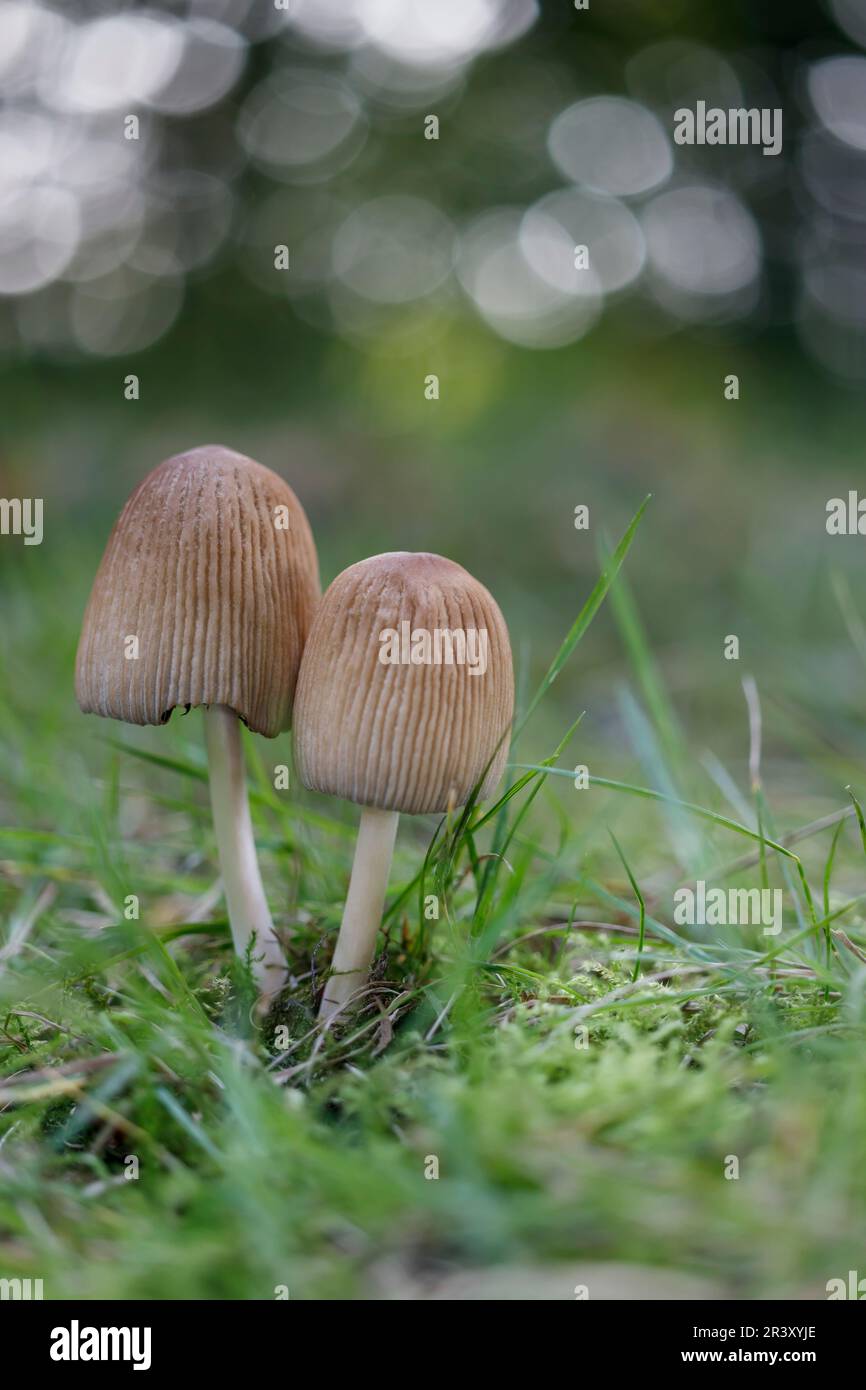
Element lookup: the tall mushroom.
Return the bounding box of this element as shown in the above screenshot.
[293,551,514,1019]
[76,444,320,1007]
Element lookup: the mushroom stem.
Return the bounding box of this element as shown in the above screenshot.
[319,806,399,1021]
[203,704,286,1007]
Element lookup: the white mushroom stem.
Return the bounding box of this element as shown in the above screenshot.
[203,704,286,1008]
[319,806,399,1021]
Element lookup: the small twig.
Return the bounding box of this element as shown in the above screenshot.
[832,929,866,965]
[424,991,457,1041]
[492,922,640,960]
[0,1052,120,1088]
[273,986,414,1082]
[0,882,57,966]
[4,1010,91,1046]
[543,964,712,1046]
[0,1120,21,1153]
[672,806,855,891]
[742,675,762,793]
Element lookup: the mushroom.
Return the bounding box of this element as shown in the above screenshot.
[293,551,514,1019]
[76,444,320,1006]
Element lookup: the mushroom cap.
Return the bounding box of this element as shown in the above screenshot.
[293,552,514,814]
[75,444,320,737]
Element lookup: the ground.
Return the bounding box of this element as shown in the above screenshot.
[2,501,866,1301]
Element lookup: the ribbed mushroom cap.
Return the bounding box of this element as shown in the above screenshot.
[75,445,320,737]
[293,552,514,815]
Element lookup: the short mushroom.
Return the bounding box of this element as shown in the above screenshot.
[293,551,514,1019]
[76,444,320,1007]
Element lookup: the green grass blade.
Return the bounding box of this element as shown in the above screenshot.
[514,495,651,738]
[608,829,647,982]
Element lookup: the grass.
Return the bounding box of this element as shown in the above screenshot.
[2,504,866,1301]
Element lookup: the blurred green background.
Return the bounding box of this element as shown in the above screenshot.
[3,0,866,782]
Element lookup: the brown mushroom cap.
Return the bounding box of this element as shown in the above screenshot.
[75,444,320,737]
[293,552,514,815]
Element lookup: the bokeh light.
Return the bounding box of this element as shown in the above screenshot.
[808,56,866,152]
[332,196,454,304]
[548,97,673,197]
[0,0,861,377]
[830,0,866,50]
[149,19,247,116]
[457,207,602,347]
[239,69,366,182]
[642,185,761,317]
[0,185,81,295]
[521,189,645,294]
[43,13,185,115]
